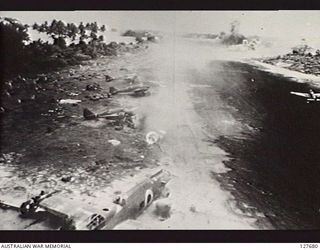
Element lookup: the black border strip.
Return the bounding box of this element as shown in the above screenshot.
[0,230,319,243]
[1,0,320,10]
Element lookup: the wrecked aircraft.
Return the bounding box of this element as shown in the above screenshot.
[0,169,171,230]
[109,85,150,97]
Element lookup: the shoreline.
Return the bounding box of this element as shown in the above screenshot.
[245,59,320,88]
[209,58,320,229]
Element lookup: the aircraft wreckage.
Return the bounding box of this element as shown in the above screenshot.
[0,169,171,230]
[109,85,150,97]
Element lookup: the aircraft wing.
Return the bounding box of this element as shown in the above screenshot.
[313,93,320,97]
[290,92,310,98]
[134,88,149,93]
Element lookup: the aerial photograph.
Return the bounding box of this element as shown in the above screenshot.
[0,11,320,230]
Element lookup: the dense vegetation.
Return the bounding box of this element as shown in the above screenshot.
[262,44,320,76]
[0,17,134,79]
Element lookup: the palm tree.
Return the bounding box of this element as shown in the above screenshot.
[100,25,106,32]
[98,35,104,42]
[32,23,39,30]
[67,23,79,41]
[90,31,98,41]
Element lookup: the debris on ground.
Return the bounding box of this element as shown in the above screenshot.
[85,93,107,101]
[145,131,166,145]
[189,205,197,213]
[86,83,100,91]
[59,99,82,105]
[146,132,160,145]
[0,152,23,163]
[68,92,80,97]
[108,139,121,146]
[61,176,73,183]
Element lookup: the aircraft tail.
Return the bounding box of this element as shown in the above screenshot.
[83,108,97,120]
[109,86,119,95]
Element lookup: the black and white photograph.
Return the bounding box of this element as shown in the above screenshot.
[1,10,320,234]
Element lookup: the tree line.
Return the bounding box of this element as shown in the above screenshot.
[32,20,107,47]
[0,17,132,79]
